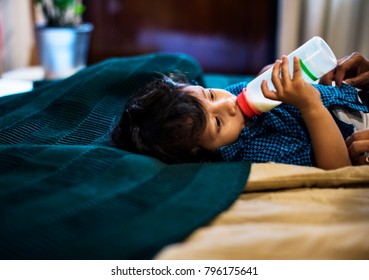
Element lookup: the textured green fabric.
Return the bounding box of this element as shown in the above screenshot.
[202,73,253,89]
[0,53,250,259]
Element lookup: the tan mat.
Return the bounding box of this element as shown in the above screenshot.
[156,164,369,259]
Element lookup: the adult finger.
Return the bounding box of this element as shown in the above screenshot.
[320,54,352,86]
[345,72,369,90]
[352,154,369,165]
[334,52,364,87]
[347,139,369,159]
[346,130,369,146]
[337,54,351,64]
[333,66,348,87]
[319,70,334,86]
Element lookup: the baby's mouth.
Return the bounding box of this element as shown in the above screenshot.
[235,100,252,126]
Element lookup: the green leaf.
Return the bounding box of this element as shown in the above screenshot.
[74,4,86,15]
[53,0,75,11]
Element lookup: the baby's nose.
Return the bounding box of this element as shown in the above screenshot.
[215,98,236,115]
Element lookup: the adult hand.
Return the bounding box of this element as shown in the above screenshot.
[346,130,369,165]
[320,52,369,90]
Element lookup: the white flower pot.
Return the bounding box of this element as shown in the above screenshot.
[35,23,93,80]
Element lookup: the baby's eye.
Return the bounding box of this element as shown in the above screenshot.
[215,117,221,129]
[209,89,215,100]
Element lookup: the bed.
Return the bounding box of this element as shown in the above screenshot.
[157,163,369,259]
[1,53,368,260]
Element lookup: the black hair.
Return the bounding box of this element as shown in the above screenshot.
[111,74,218,163]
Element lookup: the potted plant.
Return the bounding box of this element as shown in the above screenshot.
[34,0,93,79]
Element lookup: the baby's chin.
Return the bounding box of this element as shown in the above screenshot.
[234,101,247,124]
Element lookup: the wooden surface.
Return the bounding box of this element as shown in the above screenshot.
[83,0,277,74]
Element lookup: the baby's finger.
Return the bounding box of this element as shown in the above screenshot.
[293,56,302,79]
[271,60,283,92]
[261,80,278,100]
[281,56,291,83]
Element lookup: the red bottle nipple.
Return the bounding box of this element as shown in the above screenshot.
[236,88,261,118]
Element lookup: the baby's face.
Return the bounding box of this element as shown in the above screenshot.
[185,85,248,151]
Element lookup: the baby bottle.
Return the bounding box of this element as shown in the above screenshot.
[237,36,337,117]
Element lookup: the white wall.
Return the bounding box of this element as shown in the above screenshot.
[0,0,34,72]
[277,0,369,60]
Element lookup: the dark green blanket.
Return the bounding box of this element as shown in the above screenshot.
[0,53,250,259]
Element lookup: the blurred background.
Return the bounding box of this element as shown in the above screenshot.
[1,0,369,78]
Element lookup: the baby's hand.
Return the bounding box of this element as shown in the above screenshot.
[261,56,321,113]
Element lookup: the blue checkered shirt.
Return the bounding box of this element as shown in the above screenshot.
[218,82,369,166]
